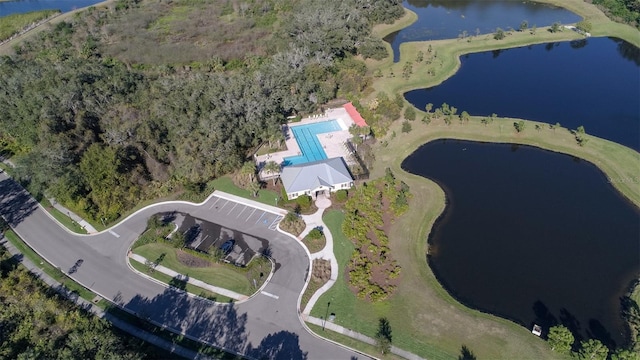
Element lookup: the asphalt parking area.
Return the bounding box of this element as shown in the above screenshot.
[205,197,284,232]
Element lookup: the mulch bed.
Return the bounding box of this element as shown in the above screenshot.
[176,250,211,268]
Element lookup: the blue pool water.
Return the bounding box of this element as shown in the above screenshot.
[283,120,342,166]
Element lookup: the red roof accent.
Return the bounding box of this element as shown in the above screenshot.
[343,102,368,127]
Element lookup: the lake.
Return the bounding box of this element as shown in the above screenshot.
[0,0,105,17]
[405,37,640,150]
[385,0,581,62]
[402,139,640,347]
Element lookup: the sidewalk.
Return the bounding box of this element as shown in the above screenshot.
[304,315,427,360]
[0,235,211,360]
[128,253,249,301]
[299,195,339,315]
[298,195,427,360]
[48,197,98,233]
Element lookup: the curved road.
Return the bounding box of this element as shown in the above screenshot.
[0,172,363,359]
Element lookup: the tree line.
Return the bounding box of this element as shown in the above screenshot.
[0,241,160,359]
[0,0,404,222]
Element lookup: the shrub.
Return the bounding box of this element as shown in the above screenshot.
[576,20,592,33]
[494,27,506,40]
[401,120,412,133]
[404,106,416,121]
[296,194,312,209]
[334,189,348,202]
[308,228,323,239]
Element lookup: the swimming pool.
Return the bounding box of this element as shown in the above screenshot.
[283,120,343,166]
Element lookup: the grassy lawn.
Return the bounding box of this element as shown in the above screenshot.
[128,258,234,303]
[0,10,59,41]
[309,3,639,358]
[306,323,401,360]
[132,242,254,295]
[312,207,568,359]
[210,176,280,207]
[302,234,326,254]
[40,198,89,234]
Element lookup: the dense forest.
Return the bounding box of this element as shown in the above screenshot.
[0,241,160,359]
[592,0,640,27]
[0,0,404,222]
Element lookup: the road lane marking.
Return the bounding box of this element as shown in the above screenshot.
[236,206,246,218]
[255,212,265,224]
[261,291,279,299]
[245,208,257,222]
[218,200,229,210]
[108,230,120,238]
[227,202,238,215]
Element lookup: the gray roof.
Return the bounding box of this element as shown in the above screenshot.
[281,158,353,194]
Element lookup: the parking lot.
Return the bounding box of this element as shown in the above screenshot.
[205,196,284,232]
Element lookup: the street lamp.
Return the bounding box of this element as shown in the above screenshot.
[322,301,331,331]
[275,197,278,206]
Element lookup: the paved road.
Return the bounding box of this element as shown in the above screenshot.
[0,172,365,360]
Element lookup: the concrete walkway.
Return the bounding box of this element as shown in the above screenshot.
[48,197,98,234]
[128,253,248,301]
[0,235,211,360]
[304,315,427,360]
[299,194,339,315]
[297,195,428,360]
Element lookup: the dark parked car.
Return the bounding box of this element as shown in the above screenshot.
[219,239,235,255]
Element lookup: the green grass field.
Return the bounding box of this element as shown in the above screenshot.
[0,10,58,41]
[132,242,254,295]
[210,176,280,207]
[128,258,234,303]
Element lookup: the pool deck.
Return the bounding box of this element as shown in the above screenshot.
[255,107,357,177]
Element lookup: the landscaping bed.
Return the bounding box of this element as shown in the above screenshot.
[300,258,331,311]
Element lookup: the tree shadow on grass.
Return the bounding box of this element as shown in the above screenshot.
[0,177,39,228]
[458,345,476,360]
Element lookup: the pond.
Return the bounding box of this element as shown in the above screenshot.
[385,0,581,62]
[405,37,640,150]
[0,0,105,17]
[402,139,640,347]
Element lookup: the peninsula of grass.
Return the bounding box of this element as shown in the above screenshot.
[131,242,261,296]
[0,11,59,41]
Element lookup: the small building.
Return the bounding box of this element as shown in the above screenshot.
[281,157,353,200]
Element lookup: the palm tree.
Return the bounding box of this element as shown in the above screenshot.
[241,161,256,184]
[248,180,261,198]
[264,161,281,185]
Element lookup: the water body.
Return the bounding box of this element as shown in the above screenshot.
[385,0,581,62]
[402,139,640,347]
[405,37,640,150]
[0,0,104,17]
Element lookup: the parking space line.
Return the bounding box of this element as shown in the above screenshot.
[255,212,266,224]
[209,197,221,209]
[245,208,257,222]
[227,202,238,215]
[236,206,246,218]
[218,200,229,210]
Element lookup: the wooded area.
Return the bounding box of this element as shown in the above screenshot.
[0,0,404,222]
[0,242,160,359]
